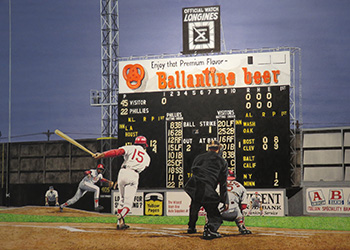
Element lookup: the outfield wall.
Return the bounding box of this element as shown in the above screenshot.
[2,127,350,216]
[0,139,115,212]
[111,189,288,217]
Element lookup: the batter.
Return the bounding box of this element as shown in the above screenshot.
[94,135,151,230]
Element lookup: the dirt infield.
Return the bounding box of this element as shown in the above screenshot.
[1,207,350,250]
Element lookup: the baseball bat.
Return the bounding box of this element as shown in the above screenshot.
[54,129,95,156]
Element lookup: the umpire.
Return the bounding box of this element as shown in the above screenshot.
[184,140,229,240]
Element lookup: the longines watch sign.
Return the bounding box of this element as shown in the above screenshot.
[182,5,221,54]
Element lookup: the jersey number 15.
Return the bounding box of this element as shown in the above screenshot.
[131,149,145,163]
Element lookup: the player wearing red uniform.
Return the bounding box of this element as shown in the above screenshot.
[94,136,151,230]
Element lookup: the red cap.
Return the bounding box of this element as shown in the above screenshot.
[134,136,148,147]
[227,169,236,181]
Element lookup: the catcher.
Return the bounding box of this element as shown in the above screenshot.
[59,164,113,212]
[220,170,252,235]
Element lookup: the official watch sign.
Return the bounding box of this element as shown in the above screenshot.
[182,5,221,54]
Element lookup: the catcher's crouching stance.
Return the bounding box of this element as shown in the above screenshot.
[220,170,252,235]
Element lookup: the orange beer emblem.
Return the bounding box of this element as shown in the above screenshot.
[122,64,145,90]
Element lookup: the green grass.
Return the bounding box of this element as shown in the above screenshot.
[0,214,115,223]
[242,216,350,231]
[1,213,350,231]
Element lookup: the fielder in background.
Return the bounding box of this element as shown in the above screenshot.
[45,186,59,206]
[93,135,151,230]
[248,191,264,216]
[221,170,252,235]
[184,140,229,240]
[59,164,113,212]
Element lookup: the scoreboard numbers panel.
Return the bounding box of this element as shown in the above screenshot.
[118,51,291,188]
[118,86,290,188]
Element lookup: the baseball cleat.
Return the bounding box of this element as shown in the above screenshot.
[117,224,130,230]
[203,228,221,240]
[187,227,197,234]
[59,205,63,212]
[239,229,252,235]
[94,205,104,212]
[238,224,252,235]
[116,213,129,230]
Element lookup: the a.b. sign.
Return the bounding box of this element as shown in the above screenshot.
[182,5,221,54]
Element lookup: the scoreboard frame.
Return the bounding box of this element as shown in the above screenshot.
[116,47,301,189]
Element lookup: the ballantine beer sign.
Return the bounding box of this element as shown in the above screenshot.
[119,51,291,94]
[156,67,281,90]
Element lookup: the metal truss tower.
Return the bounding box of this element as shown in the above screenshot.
[289,47,302,186]
[90,0,119,179]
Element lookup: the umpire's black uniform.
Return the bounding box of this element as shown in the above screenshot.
[184,141,228,236]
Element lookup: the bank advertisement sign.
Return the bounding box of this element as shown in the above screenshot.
[306,187,350,214]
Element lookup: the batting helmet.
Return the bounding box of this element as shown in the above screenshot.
[97,164,105,170]
[134,136,148,147]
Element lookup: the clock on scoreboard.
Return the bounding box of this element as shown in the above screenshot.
[117,50,292,189]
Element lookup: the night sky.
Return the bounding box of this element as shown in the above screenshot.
[1,0,350,142]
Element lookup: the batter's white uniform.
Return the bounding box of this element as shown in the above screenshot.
[62,169,104,208]
[117,145,150,215]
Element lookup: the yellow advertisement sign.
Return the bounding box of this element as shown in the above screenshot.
[144,192,164,216]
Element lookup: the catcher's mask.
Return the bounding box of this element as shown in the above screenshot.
[134,135,149,148]
[97,164,105,173]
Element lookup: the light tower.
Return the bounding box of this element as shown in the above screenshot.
[90,0,119,179]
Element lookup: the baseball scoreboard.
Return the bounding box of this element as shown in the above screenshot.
[117,50,291,188]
